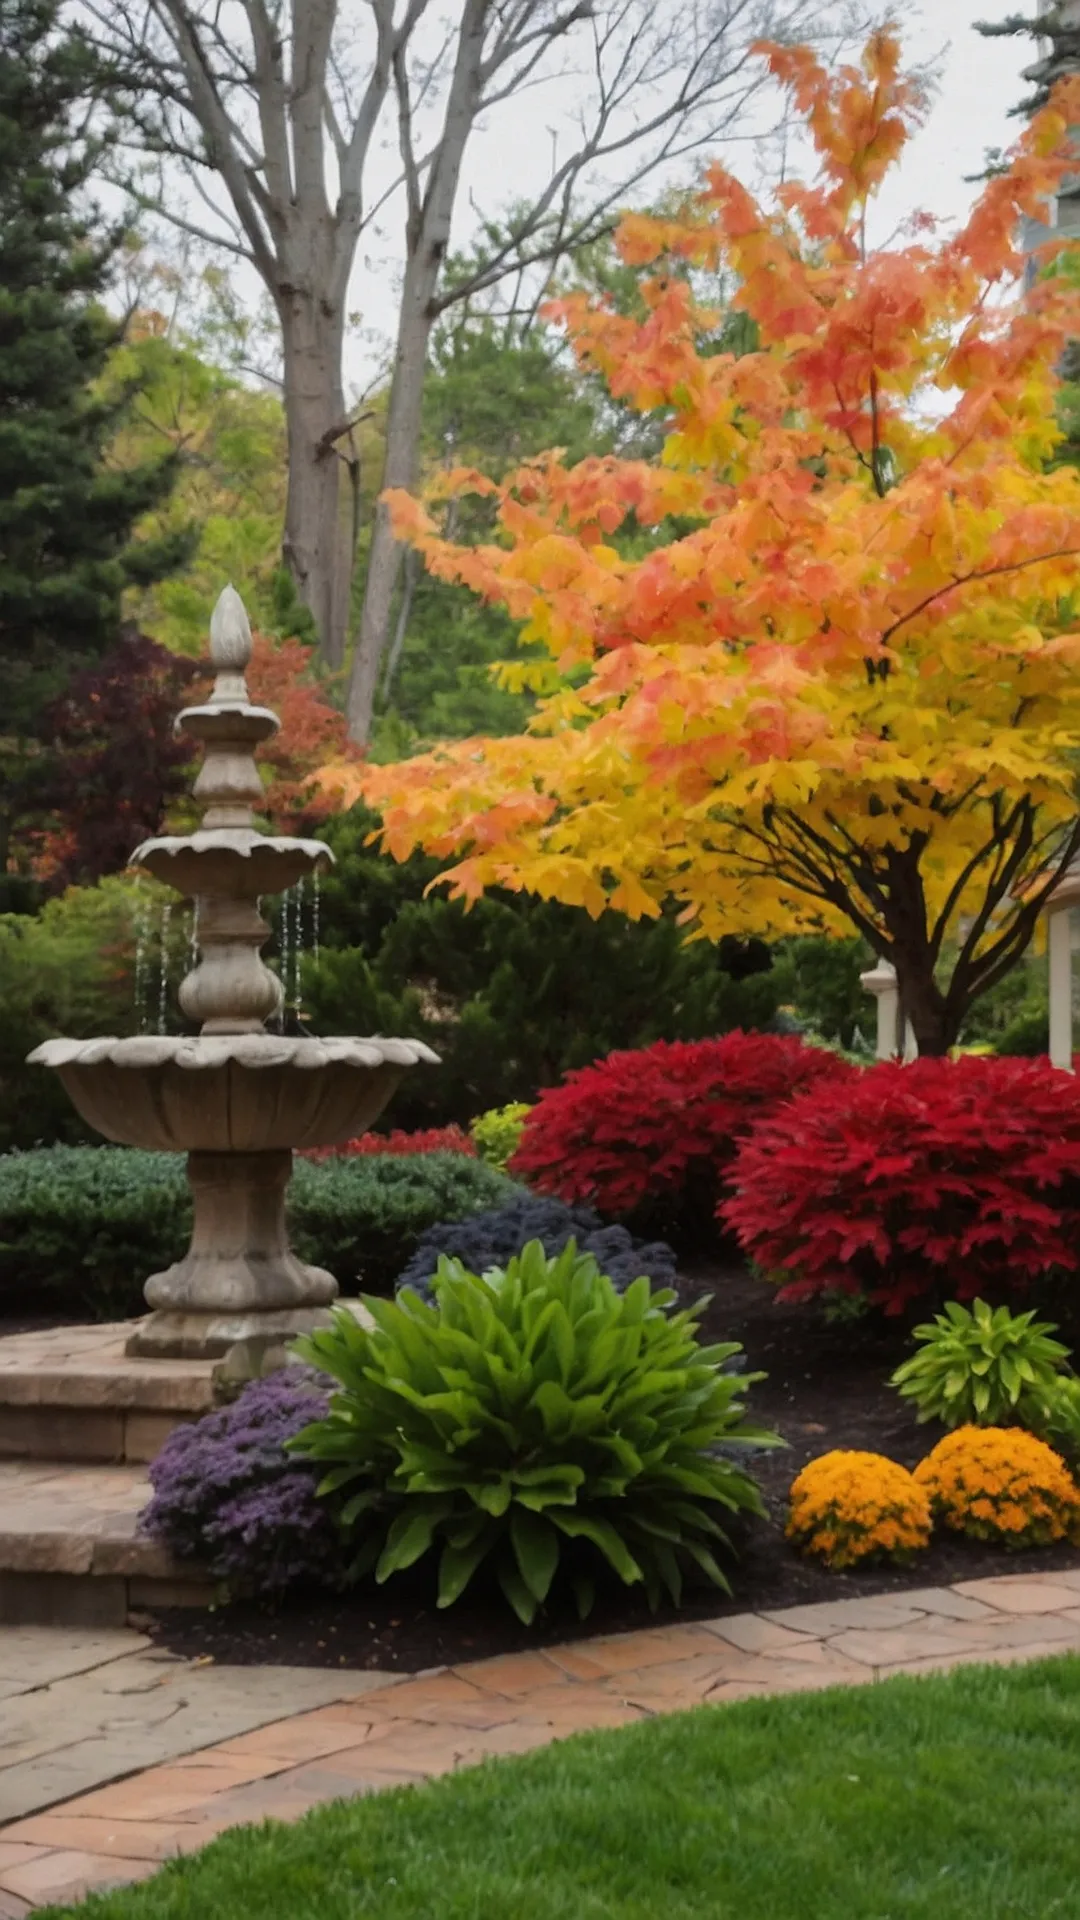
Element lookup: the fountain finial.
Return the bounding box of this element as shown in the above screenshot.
[207,585,253,705]
[209,584,252,669]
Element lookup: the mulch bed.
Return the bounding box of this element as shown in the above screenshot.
[148,1262,1080,1672]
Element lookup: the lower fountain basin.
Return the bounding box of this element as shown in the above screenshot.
[28,1033,439,1153]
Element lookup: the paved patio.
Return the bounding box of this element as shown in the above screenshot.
[2,1568,1080,1913]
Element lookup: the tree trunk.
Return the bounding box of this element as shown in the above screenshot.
[278,290,350,668]
[346,260,436,741]
[891,952,958,1057]
[346,0,489,743]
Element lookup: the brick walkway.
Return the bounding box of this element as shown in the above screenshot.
[2,1570,1080,1913]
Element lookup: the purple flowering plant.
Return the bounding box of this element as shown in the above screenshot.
[140,1367,347,1594]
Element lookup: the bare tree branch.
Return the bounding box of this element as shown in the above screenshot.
[73,0,865,697]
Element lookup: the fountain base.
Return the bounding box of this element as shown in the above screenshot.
[126,1304,338,1362]
[124,1148,338,1360]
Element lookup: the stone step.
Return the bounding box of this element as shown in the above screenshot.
[0,1321,216,1464]
[0,1459,212,1627]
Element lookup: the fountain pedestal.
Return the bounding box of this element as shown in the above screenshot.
[136,1150,336,1358]
[29,586,436,1363]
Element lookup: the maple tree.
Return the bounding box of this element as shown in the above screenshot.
[327,31,1080,1057]
[243,633,356,833]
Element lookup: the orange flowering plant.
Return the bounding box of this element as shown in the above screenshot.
[914,1426,1080,1549]
[326,32,1080,1057]
[786,1449,931,1569]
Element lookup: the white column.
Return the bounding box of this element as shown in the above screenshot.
[1048,904,1074,1072]
[859,958,918,1062]
[860,959,900,1060]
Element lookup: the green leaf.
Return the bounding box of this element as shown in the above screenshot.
[571,1572,596,1620]
[437,1527,497,1608]
[550,1511,643,1585]
[375,1500,451,1582]
[496,1553,538,1625]
[510,1507,560,1604]
[340,1487,381,1527]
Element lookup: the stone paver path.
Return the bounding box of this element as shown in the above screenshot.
[3,1570,1080,1913]
[0,1626,397,1835]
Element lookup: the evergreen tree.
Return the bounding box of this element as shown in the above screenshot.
[0,0,192,877]
[975,9,1080,117]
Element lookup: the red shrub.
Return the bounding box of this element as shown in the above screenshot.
[721,1056,1080,1315]
[509,1032,851,1243]
[303,1126,476,1163]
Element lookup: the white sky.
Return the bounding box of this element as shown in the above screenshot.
[871,0,1030,240]
[337,0,1028,390]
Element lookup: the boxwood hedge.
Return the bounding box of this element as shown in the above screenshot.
[0,1145,516,1320]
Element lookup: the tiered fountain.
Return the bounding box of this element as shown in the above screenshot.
[29,586,437,1363]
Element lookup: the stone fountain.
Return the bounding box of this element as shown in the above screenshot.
[29,586,437,1362]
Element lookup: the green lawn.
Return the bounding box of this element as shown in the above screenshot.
[48,1656,1080,1920]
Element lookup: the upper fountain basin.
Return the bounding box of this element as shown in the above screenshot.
[177,702,279,745]
[132,828,334,898]
[27,1034,439,1153]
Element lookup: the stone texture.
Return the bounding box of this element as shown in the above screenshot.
[123,1414,189,1464]
[0,1574,131,1631]
[0,1636,400,1824]
[950,1575,1080,1613]
[884,1585,1000,1622]
[4,1569,1080,1909]
[0,1409,126,1463]
[0,1460,210,1627]
[0,1629,146,1697]
[0,1849,157,1905]
[759,1597,936,1635]
[0,1463,176,1577]
[0,1323,216,1414]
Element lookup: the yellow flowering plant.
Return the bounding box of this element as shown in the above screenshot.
[914,1426,1080,1549]
[469,1102,532,1174]
[786,1450,931,1570]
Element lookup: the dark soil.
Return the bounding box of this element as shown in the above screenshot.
[147,1263,1080,1672]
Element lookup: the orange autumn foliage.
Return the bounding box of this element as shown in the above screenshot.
[323,32,1080,1054]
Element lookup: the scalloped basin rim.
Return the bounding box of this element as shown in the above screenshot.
[28,1034,440,1070]
[179,701,280,723]
[131,830,335,866]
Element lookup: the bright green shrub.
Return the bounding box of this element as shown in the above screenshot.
[291,1240,778,1623]
[469,1102,531,1173]
[1042,1376,1080,1461]
[0,1146,515,1317]
[891,1299,1074,1431]
[0,877,159,1153]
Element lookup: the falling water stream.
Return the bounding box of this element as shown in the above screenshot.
[157,902,173,1034]
[278,887,292,1032]
[132,877,151,1035]
[292,876,306,1021]
[134,881,320,1036]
